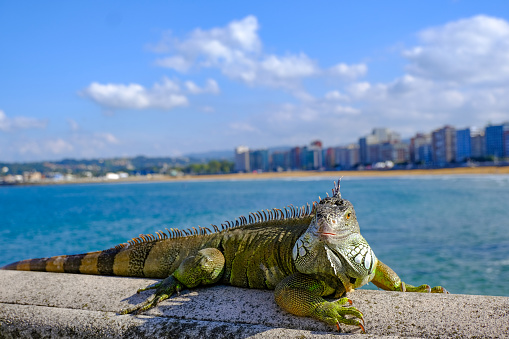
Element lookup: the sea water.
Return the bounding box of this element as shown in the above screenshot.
[1,176,508,296]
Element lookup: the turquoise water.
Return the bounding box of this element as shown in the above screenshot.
[1,176,508,296]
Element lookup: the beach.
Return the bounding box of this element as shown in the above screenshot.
[117,166,509,185]
[179,165,509,181]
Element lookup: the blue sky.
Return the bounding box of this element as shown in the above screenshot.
[1,1,509,162]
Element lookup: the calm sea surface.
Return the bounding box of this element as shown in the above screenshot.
[1,176,508,296]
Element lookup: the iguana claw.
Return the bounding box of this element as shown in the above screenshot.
[358,321,366,334]
[340,317,365,333]
[314,297,365,333]
[335,316,365,333]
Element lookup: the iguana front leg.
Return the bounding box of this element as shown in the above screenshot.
[372,260,448,293]
[275,273,365,333]
[121,248,225,314]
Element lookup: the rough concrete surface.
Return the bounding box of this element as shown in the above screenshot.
[0,270,508,338]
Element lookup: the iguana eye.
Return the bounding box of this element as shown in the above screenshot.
[346,212,352,220]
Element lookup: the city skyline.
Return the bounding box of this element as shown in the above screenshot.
[2,2,509,162]
[235,120,509,172]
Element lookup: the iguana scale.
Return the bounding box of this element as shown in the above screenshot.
[1,180,447,332]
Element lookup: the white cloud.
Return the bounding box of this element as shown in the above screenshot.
[347,82,373,98]
[404,15,509,84]
[185,79,220,94]
[152,16,360,94]
[333,16,509,134]
[260,54,318,79]
[81,77,188,110]
[333,105,360,115]
[324,90,349,101]
[329,63,367,80]
[155,15,261,70]
[181,15,261,57]
[0,110,48,132]
[185,81,201,94]
[155,55,192,72]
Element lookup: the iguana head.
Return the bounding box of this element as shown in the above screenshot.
[292,180,377,292]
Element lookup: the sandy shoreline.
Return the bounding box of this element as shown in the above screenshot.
[179,166,509,181]
[86,165,509,183]
[3,166,509,186]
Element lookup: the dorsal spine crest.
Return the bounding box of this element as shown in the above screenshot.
[113,203,316,250]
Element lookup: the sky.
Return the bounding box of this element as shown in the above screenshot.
[1,1,509,162]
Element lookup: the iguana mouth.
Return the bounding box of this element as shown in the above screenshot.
[316,230,350,241]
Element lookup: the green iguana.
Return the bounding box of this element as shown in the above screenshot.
[2,180,447,332]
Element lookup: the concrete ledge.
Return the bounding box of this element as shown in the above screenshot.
[1,271,508,338]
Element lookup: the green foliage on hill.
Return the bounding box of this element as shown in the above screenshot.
[0,156,234,177]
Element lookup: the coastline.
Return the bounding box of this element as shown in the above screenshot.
[2,165,509,186]
[176,165,509,181]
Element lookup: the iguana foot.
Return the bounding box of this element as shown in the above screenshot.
[120,275,183,315]
[314,297,365,333]
[372,260,448,294]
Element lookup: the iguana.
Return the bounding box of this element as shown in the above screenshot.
[1,180,447,332]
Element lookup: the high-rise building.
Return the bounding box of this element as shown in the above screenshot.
[249,149,269,172]
[432,126,456,166]
[359,134,377,165]
[324,147,336,169]
[308,141,323,170]
[378,142,393,162]
[456,128,471,162]
[271,151,289,171]
[485,124,504,158]
[333,144,359,169]
[347,144,360,168]
[289,147,302,170]
[470,128,485,159]
[359,128,401,165]
[234,146,250,173]
[377,142,409,164]
[392,142,410,164]
[504,124,509,157]
[410,133,431,163]
[417,144,433,165]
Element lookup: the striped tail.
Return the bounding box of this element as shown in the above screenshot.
[1,247,121,275]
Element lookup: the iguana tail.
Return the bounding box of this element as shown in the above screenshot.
[1,247,123,275]
[1,225,222,277]
[1,232,218,277]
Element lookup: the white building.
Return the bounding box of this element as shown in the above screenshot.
[234,146,250,172]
